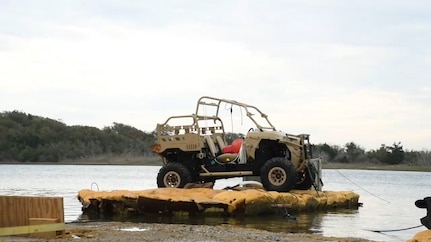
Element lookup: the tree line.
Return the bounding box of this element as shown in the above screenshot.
[313,141,431,165]
[0,111,155,162]
[0,111,430,165]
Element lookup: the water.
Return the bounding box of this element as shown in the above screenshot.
[1,164,430,241]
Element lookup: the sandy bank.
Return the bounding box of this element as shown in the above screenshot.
[0,222,376,242]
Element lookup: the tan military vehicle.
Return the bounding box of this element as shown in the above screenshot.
[151,96,321,192]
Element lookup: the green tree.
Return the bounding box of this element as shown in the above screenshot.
[344,142,365,163]
[320,143,338,160]
[0,111,159,162]
[367,142,404,164]
[368,144,389,164]
[387,142,404,164]
[312,143,340,162]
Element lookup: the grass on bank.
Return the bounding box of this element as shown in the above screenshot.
[322,161,431,172]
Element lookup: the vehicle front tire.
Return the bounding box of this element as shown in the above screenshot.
[157,162,192,188]
[260,157,297,192]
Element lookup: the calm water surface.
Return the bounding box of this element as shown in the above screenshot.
[1,164,430,241]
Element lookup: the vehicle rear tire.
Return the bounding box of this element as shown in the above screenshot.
[260,157,297,192]
[157,162,192,188]
[295,167,313,190]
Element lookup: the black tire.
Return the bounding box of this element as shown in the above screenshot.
[157,162,192,188]
[260,157,298,192]
[294,167,313,190]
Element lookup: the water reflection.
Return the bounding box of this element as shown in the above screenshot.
[229,214,319,233]
[77,208,359,235]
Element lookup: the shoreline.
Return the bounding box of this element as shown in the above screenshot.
[1,160,430,172]
[1,221,377,242]
[322,162,431,172]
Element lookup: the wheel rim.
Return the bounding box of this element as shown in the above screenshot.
[268,167,287,186]
[163,171,181,187]
[297,172,306,184]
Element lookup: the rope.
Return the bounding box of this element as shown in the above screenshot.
[225,103,244,134]
[230,109,234,134]
[335,169,391,204]
[91,182,99,191]
[366,224,423,233]
[224,103,234,133]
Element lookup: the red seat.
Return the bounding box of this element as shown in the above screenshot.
[223,139,243,154]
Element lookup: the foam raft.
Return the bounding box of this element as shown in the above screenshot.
[408,230,431,242]
[77,188,360,217]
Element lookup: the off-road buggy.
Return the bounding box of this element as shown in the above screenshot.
[151,96,322,192]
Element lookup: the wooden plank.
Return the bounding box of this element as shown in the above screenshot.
[0,196,28,227]
[0,223,65,237]
[0,196,64,228]
[0,195,7,227]
[29,218,61,239]
[27,197,64,223]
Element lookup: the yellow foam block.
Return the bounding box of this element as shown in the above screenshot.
[141,188,223,203]
[213,190,247,213]
[268,191,300,206]
[408,230,431,242]
[78,189,132,203]
[77,188,360,215]
[238,189,274,215]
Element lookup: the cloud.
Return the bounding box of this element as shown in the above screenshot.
[0,18,291,130]
[270,88,431,150]
[1,1,431,150]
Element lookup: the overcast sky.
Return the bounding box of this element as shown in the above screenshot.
[1,1,430,150]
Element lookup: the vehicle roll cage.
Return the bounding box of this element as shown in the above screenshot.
[196,96,277,132]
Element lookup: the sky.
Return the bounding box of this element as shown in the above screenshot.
[1,1,430,151]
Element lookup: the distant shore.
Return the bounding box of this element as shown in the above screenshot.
[322,161,431,172]
[1,157,430,172]
[0,156,163,166]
